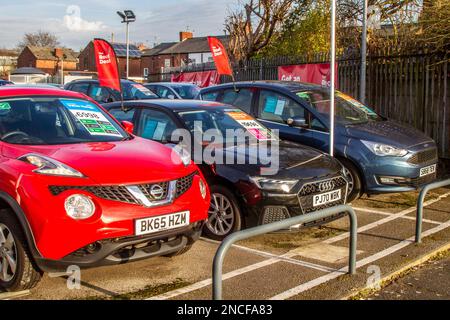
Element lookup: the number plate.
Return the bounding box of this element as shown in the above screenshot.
[420,164,436,178]
[313,190,342,207]
[135,211,190,236]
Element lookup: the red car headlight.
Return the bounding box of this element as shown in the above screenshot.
[18,153,84,177]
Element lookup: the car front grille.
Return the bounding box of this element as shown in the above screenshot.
[408,148,438,165]
[49,171,198,205]
[176,173,196,198]
[261,206,290,225]
[298,176,348,214]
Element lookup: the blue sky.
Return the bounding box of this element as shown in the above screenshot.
[0,0,236,50]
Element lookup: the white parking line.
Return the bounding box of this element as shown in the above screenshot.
[324,191,450,244]
[147,257,281,300]
[354,207,442,225]
[269,219,450,300]
[0,290,30,300]
[200,237,336,272]
[148,191,450,300]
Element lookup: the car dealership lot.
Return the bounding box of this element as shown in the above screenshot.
[7,188,450,300]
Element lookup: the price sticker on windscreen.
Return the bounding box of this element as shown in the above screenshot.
[337,92,378,116]
[60,99,122,137]
[132,84,157,97]
[226,110,275,141]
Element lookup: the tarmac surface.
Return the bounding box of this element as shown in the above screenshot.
[1,188,449,300]
[369,251,450,300]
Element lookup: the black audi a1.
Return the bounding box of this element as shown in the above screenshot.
[104,100,349,240]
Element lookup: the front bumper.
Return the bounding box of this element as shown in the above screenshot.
[356,145,439,194]
[35,222,203,272]
[18,171,209,261]
[244,175,348,228]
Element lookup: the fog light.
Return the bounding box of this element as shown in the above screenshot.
[199,179,207,199]
[65,194,95,220]
[378,176,410,185]
[379,177,396,185]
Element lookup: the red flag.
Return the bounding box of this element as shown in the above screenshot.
[93,39,121,92]
[207,37,233,76]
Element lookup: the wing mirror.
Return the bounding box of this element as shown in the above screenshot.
[121,121,134,134]
[287,117,308,128]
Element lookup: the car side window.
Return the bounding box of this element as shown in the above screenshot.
[201,91,220,102]
[154,86,174,99]
[258,90,305,124]
[217,89,254,114]
[68,82,89,95]
[88,84,114,103]
[146,85,158,96]
[137,109,178,143]
[108,107,136,124]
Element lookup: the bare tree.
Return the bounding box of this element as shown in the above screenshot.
[225,0,295,60]
[17,30,60,51]
[418,0,450,53]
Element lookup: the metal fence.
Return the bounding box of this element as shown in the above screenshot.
[151,50,449,158]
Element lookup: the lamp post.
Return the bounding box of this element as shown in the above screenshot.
[117,10,136,79]
[330,0,336,157]
[360,0,368,104]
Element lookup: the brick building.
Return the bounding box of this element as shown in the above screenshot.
[78,41,142,78]
[17,46,78,76]
[0,49,19,78]
[140,32,229,78]
[140,42,181,77]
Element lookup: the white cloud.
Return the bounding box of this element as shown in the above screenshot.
[63,5,106,32]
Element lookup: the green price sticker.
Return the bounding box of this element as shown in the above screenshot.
[0,102,11,110]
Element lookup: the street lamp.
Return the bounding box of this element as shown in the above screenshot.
[117,10,136,79]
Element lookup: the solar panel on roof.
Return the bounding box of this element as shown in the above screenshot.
[111,43,142,57]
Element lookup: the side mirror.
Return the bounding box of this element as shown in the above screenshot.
[121,121,134,134]
[287,117,308,128]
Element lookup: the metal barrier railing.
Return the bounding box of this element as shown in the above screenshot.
[212,205,358,300]
[416,178,450,243]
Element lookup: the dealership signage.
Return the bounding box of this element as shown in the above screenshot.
[93,38,121,92]
[207,37,233,76]
[278,63,338,87]
[171,70,220,88]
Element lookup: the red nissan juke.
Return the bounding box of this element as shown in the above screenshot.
[0,86,210,291]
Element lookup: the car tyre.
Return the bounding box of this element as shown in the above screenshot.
[0,209,42,292]
[339,158,362,203]
[202,185,242,241]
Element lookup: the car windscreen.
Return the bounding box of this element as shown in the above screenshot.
[295,90,383,125]
[0,97,128,145]
[178,108,276,142]
[170,85,200,99]
[122,83,158,100]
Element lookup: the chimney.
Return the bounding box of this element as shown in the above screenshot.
[54,48,64,59]
[179,31,193,42]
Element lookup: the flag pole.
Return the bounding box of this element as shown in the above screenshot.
[231,73,238,93]
[329,0,336,157]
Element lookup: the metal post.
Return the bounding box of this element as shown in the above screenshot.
[360,0,368,103]
[416,179,450,243]
[329,0,336,157]
[212,205,358,300]
[126,22,130,79]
